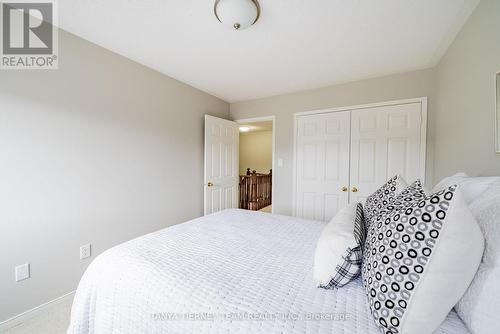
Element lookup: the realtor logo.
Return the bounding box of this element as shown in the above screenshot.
[1,0,58,69]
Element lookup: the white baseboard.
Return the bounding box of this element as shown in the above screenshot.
[0,291,75,331]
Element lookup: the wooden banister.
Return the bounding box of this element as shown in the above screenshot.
[239,169,272,211]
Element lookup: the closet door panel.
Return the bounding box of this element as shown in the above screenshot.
[350,103,424,204]
[295,112,350,221]
[357,139,377,183]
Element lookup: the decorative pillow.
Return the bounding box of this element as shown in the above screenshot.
[371,180,427,224]
[363,180,427,257]
[314,202,366,288]
[362,185,484,334]
[364,175,408,225]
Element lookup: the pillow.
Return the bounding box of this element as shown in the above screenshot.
[362,185,484,334]
[371,180,427,225]
[432,172,469,193]
[364,175,408,225]
[363,180,427,257]
[314,202,365,288]
[452,178,500,333]
[432,172,499,205]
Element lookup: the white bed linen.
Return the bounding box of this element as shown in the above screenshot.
[67,209,469,334]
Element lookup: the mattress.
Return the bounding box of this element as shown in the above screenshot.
[67,209,469,334]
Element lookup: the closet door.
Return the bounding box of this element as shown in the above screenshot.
[349,102,425,204]
[295,112,350,221]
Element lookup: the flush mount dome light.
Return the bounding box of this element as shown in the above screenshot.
[239,126,250,132]
[214,0,260,30]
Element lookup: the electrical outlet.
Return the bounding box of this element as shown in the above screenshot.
[15,263,30,282]
[80,244,91,259]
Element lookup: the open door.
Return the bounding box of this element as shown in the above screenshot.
[204,115,239,215]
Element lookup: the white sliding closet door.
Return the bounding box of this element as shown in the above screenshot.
[349,103,425,204]
[295,112,350,221]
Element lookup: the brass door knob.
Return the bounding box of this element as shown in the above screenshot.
[352,187,358,193]
[341,186,348,192]
[207,182,214,187]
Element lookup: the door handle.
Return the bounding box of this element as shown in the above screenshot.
[207,182,214,187]
[351,187,358,193]
[341,186,348,192]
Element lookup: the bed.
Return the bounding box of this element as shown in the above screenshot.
[67,209,469,334]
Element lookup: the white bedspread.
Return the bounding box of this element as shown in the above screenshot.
[67,209,469,334]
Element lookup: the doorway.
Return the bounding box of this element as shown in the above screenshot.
[236,116,275,214]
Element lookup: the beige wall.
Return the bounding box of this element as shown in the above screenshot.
[0,29,229,322]
[434,0,500,181]
[239,131,273,175]
[230,69,436,215]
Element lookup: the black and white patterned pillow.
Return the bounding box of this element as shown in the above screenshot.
[361,185,484,334]
[320,203,365,288]
[372,180,426,222]
[364,175,408,225]
[363,180,426,258]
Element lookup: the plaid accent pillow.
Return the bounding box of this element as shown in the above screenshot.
[319,203,366,289]
[353,202,367,247]
[320,247,362,289]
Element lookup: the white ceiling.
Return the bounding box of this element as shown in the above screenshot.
[59,0,479,103]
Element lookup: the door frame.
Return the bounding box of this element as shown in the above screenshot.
[292,97,428,216]
[234,116,276,214]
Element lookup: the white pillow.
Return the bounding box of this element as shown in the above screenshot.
[452,178,500,334]
[432,172,499,204]
[362,185,484,334]
[313,202,365,288]
[432,172,469,191]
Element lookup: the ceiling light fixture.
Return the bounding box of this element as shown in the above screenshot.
[214,0,261,30]
[239,126,250,132]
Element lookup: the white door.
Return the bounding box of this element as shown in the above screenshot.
[204,115,239,215]
[295,112,351,221]
[349,102,425,204]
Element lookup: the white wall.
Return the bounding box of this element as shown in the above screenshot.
[0,29,229,322]
[239,131,273,175]
[230,69,436,215]
[434,0,500,180]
